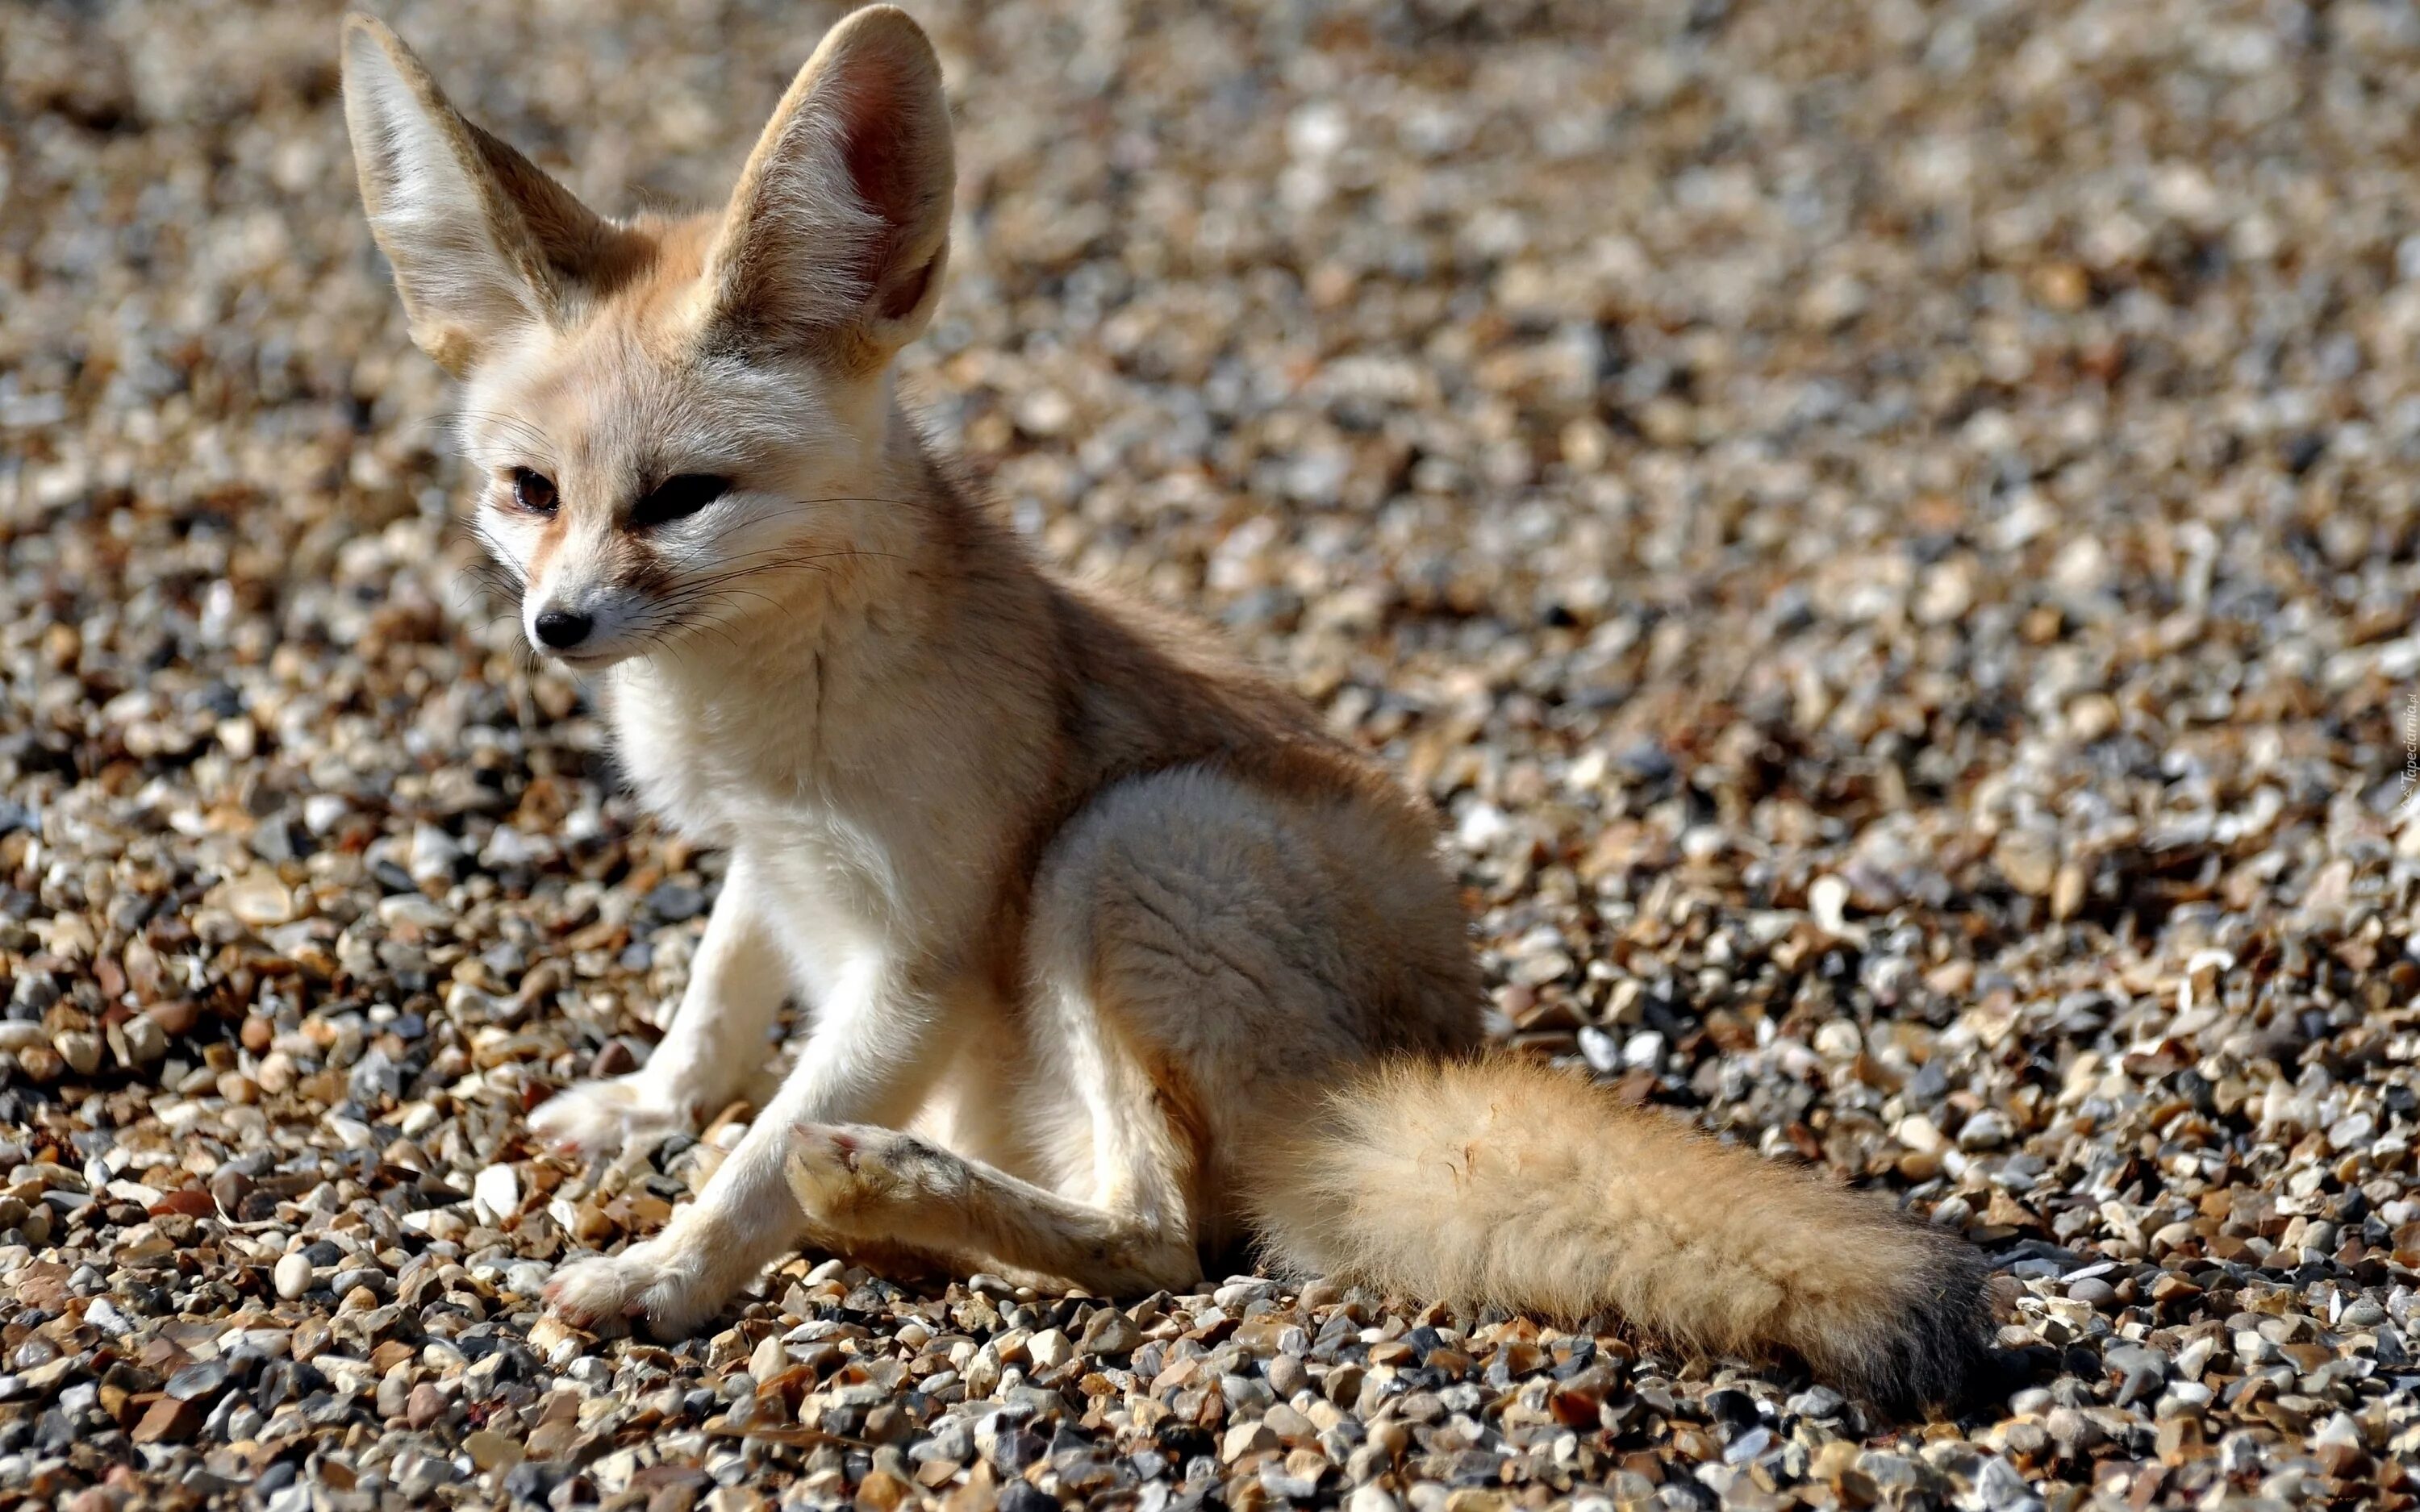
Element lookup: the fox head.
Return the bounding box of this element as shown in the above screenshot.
[340,6,953,669]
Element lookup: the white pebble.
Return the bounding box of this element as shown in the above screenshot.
[472,1164,519,1227]
[1027,1327,1071,1371]
[274,1251,313,1300]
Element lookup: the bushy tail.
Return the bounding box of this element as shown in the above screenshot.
[1243,1054,1989,1414]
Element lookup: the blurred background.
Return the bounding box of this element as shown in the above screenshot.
[3,0,2406,1081]
[0,0,2416,1497]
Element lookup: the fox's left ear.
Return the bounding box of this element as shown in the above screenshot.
[340,15,622,375]
[703,6,955,364]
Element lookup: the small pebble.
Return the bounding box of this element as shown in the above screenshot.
[0,5,2406,1510]
[273,1252,313,1301]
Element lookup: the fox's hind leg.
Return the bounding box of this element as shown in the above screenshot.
[775,965,1208,1295]
[779,767,1404,1295]
[784,1119,1201,1294]
[774,827,1212,1293]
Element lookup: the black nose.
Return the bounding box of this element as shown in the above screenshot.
[533,609,592,649]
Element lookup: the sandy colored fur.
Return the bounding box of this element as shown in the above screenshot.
[342,5,1992,1413]
[1245,1056,1989,1413]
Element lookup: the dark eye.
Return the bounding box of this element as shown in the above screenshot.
[631,474,731,528]
[511,468,558,516]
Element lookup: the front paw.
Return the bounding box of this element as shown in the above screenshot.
[528,1073,697,1157]
[783,1123,962,1232]
[543,1237,727,1339]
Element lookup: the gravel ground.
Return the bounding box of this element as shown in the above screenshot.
[3,0,2418,1507]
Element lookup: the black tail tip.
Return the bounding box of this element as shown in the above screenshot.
[1830,1235,2000,1418]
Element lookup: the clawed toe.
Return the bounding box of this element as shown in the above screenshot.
[788,1121,868,1173]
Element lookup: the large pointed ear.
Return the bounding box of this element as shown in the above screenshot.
[702,6,954,364]
[340,14,622,375]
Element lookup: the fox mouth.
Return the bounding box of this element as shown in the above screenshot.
[538,644,636,673]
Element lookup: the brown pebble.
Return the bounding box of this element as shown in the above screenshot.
[527,1419,581,1460]
[647,1483,701,1512]
[145,999,202,1037]
[590,1038,637,1077]
[147,1188,215,1220]
[461,1429,522,1472]
[371,1341,416,1374]
[207,1170,251,1214]
[131,1397,201,1444]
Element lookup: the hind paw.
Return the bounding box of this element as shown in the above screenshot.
[782,1123,962,1231]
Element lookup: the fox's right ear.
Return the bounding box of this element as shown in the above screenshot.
[340,15,618,375]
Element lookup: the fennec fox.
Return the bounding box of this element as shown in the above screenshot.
[342,6,1989,1410]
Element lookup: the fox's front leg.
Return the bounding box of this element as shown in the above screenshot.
[545,954,949,1336]
[528,852,788,1156]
